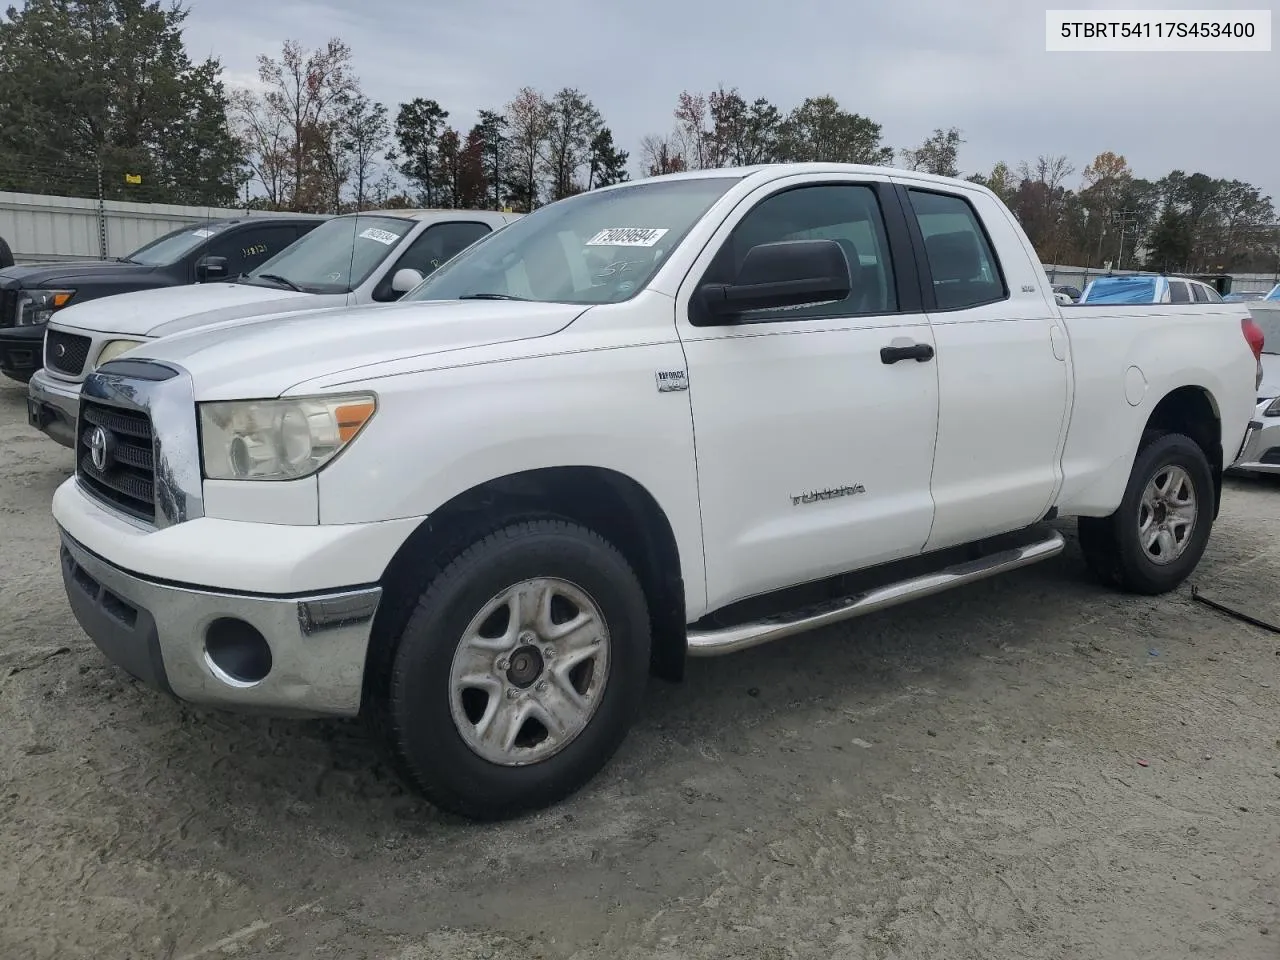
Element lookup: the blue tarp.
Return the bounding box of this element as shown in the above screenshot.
[1264,283,1280,302]
[1083,276,1159,303]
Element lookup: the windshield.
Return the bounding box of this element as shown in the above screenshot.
[1082,276,1158,303]
[242,215,415,294]
[405,176,742,305]
[126,222,229,265]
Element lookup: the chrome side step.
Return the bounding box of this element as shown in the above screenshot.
[686,530,1066,657]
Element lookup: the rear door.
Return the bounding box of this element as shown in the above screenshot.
[894,180,1071,551]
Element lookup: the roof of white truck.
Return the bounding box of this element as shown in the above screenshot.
[361,208,519,220]
[609,163,982,191]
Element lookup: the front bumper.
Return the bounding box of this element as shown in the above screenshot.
[0,322,44,382]
[1229,411,1280,476]
[60,529,383,717]
[27,368,80,448]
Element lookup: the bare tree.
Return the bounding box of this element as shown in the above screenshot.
[504,86,550,210]
[233,38,357,211]
[673,91,711,169]
[230,86,290,208]
[640,133,685,176]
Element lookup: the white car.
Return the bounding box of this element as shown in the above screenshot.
[51,163,1259,820]
[27,208,520,447]
[1229,308,1279,475]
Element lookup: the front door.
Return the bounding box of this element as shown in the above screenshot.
[676,177,941,613]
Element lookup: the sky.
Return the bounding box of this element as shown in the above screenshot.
[182,0,1280,202]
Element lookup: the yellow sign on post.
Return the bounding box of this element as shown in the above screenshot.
[124,173,141,185]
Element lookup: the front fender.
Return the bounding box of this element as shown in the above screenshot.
[314,333,708,616]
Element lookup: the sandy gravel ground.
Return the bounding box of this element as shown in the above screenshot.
[1,376,1277,960]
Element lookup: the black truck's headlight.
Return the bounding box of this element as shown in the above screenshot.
[17,289,75,326]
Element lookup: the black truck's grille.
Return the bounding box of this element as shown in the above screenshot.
[46,329,93,375]
[0,289,16,327]
[76,400,156,522]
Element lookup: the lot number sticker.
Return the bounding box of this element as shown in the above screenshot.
[585,227,669,247]
[359,227,402,245]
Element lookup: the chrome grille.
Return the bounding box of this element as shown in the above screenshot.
[75,399,156,522]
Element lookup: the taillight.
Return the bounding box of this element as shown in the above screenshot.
[1243,317,1264,390]
[1243,317,1265,358]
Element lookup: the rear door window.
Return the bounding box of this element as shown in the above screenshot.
[906,189,1007,311]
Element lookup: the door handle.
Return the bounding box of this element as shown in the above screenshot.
[880,342,934,364]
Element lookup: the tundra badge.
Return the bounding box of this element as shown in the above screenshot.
[791,484,866,506]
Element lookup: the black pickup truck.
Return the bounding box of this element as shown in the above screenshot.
[0,213,328,383]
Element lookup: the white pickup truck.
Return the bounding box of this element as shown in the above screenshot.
[51,163,1262,821]
[27,208,518,447]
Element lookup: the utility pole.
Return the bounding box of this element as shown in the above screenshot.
[96,152,107,260]
[1113,209,1137,272]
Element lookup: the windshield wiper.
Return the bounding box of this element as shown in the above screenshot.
[255,273,303,291]
[458,292,528,301]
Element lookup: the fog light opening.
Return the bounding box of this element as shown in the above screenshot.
[204,617,273,687]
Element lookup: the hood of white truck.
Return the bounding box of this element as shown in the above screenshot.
[51,281,327,337]
[120,298,589,400]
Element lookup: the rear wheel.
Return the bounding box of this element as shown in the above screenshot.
[1078,431,1215,595]
[379,519,651,820]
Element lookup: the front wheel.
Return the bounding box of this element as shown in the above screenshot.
[380,519,651,820]
[1077,431,1215,595]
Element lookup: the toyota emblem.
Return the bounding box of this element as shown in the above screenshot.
[88,425,110,471]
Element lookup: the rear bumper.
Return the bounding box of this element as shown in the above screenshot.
[0,323,43,382]
[1229,413,1280,476]
[60,529,382,717]
[27,368,80,447]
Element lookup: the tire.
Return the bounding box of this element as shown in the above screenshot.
[1077,431,1215,595]
[379,518,651,820]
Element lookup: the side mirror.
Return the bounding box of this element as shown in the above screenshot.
[700,239,851,318]
[390,267,425,294]
[195,255,228,282]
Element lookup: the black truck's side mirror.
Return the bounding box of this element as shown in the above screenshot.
[699,239,851,318]
[195,255,229,282]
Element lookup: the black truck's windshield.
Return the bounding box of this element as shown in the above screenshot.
[126,222,233,266]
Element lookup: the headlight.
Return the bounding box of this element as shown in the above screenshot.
[199,393,377,481]
[16,289,75,326]
[94,339,146,368]
[1265,396,1280,417]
